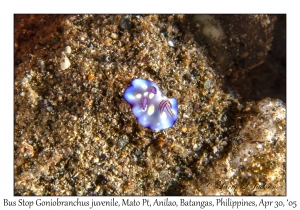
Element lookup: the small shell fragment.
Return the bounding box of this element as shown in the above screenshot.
[65,46,72,54]
[60,55,71,70]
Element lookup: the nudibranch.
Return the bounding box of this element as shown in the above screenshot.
[123,79,178,131]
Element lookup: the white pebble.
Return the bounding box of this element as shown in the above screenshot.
[60,55,71,70]
[168,40,174,47]
[213,146,218,154]
[193,144,200,151]
[111,33,118,40]
[65,46,72,54]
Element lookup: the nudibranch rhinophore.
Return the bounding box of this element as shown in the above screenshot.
[123,79,178,131]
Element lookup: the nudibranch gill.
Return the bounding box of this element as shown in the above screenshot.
[123,79,178,131]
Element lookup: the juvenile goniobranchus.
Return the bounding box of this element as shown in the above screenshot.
[123,79,178,131]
